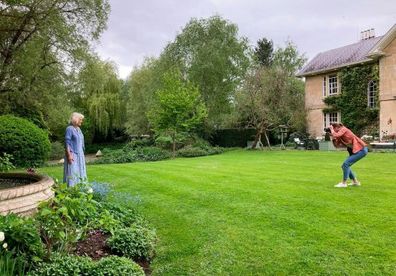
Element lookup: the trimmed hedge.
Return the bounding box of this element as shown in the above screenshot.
[0,115,51,167]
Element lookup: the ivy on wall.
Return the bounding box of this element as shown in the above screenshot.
[323,63,379,136]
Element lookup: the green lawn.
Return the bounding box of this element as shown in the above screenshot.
[42,150,396,275]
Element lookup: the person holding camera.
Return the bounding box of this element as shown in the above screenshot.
[328,123,368,188]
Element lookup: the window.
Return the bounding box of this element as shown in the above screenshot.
[323,112,340,128]
[328,75,338,95]
[367,80,377,108]
[322,74,339,97]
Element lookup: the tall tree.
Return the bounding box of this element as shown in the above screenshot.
[235,42,306,149]
[124,57,163,137]
[0,0,110,94]
[78,57,123,139]
[161,15,250,129]
[148,71,207,155]
[254,38,274,67]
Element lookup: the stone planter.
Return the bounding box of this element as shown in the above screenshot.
[0,173,54,216]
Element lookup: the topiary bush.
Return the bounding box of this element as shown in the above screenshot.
[29,253,93,275]
[0,115,51,167]
[107,225,156,261]
[94,256,144,276]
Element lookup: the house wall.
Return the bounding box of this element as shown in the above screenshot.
[305,74,327,138]
[379,38,396,138]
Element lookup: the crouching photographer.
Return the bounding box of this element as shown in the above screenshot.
[328,123,368,188]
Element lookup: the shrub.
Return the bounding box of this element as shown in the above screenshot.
[94,256,144,276]
[29,253,93,276]
[94,147,171,164]
[0,214,44,262]
[0,115,51,167]
[107,226,156,260]
[49,141,65,160]
[177,145,224,158]
[123,138,154,152]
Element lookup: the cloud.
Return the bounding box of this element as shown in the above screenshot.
[94,0,396,79]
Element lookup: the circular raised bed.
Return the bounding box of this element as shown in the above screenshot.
[0,173,54,216]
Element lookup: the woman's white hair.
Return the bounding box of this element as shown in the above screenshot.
[69,112,84,124]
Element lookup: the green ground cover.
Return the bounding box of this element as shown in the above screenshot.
[42,150,396,275]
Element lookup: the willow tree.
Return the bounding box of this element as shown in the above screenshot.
[78,57,123,139]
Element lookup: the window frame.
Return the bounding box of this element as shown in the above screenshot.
[322,74,340,97]
[367,80,377,108]
[323,112,341,129]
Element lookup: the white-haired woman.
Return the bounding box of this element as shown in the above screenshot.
[63,112,87,187]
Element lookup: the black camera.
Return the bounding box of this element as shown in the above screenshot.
[324,127,331,133]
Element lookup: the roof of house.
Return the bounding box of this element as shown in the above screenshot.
[297,24,396,77]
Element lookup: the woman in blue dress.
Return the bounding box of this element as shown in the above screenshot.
[63,112,87,187]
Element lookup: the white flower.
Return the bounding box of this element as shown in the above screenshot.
[87,188,93,194]
[0,232,4,242]
[2,242,7,249]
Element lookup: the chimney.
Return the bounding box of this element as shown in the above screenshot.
[360,28,375,40]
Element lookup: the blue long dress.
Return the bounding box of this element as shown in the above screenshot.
[63,125,87,187]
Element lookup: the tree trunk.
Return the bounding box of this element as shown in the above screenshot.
[263,130,272,150]
[251,123,264,149]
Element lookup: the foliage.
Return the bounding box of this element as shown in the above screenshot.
[272,40,307,76]
[177,145,224,158]
[124,58,163,137]
[0,0,110,142]
[123,138,154,152]
[160,15,251,128]
[49,142,65,160]
[323,64,379,136]
[0,0,110,94]
[0,250,29,276]
[0,153,15,172]
[35,183,100,253]
[94,146,171,164]
[94,256,144,276]
[254,38,274,67]
[30,254,145,276]
[148,71,207,155]
[235,65,305,148]
[0,115,51,167]
[29,253,93,276]
[232,41,306,148]
[78,57,123,138]
[107,226,157,260]
[0,214,44,263]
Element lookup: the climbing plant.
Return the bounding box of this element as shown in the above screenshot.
[323,63,379,136]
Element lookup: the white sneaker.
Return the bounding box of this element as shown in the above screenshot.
[334,183,347,188]
[348,182,361,186]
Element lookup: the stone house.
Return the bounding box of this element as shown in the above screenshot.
[297,24,396,140]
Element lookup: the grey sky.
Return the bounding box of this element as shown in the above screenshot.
[94,0,396,79]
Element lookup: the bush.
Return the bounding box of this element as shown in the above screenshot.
[94,147,171,165]
[94,256,144,276]
[0,214,44,262]
[49,141,65,160]
[107,226,156,260]
[29,253,93,276]
[177,145,224,158]
[0,115,51,167]
[123,138,154,152]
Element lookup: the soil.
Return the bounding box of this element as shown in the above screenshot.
[74,229,152,275]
